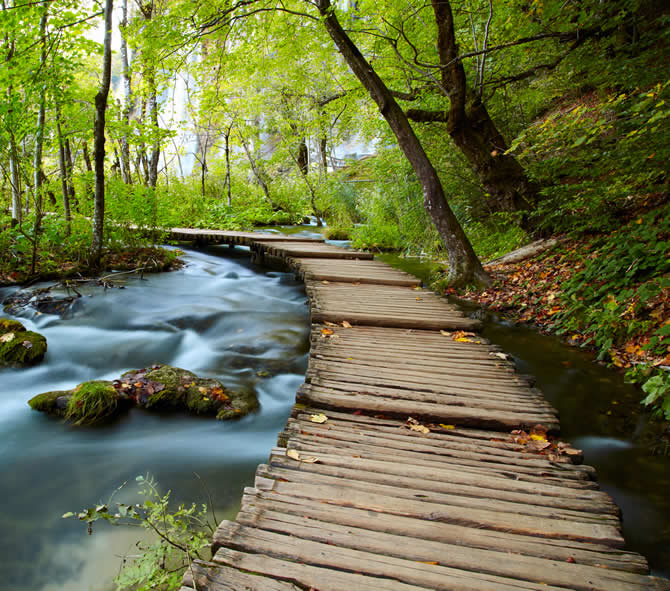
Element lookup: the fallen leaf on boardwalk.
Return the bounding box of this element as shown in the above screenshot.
[323,321,337,327]
[419,561,439,565]
[0,332,15,343]
[413,286,422,291]
[530,433,548,442]
[406,417,430,434]
[455,337,475,343]
[440,330,452,337]
[452,330,476,340]
[321,280,330,284]
[341,320,352,328]
[310,413,328,423]
[492,352,509,360]
[287,449,319,463]
[321,328,334,336]
[440,424,455,430]
[416,297,422,301]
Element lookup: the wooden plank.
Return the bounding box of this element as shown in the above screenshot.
[215,521,569,591]
[297,383,560,431]
[284,438,594,486]
[256,464,613,524]
[312,309,482,331]
[212,546,427,591]
[239,489,648,573]
[252,477,622,544]
[233,507,657,591]
[285,420,592,474]
[267,454,615,514]
[269,448,605,499]
[182,560,302,590]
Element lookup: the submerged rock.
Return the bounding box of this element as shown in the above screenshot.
[0,317,47,367]
[28,364,259,425]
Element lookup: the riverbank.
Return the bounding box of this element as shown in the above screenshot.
[437,206,669,432]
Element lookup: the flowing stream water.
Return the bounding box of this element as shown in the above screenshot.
[0,245,310,591]
[1,230,668,589]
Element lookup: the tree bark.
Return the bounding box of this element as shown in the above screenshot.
[238,129,279,211]
[224,123,232,206]
[55,104,71,235]
[119,0,133,185]
[316,0,489,286]
[431,0,537,216]
[91,0,114,266]
[30,1,48,275]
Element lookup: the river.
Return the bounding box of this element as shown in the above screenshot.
[0,232,668,589]
[0,244,309,591]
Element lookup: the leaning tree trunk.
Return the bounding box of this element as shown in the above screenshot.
[430,0,537,216]
[316,0,489,286]
[55,104,71,235]
[91,0,114,266]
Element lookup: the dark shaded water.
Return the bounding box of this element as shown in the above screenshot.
[0,245,310,591]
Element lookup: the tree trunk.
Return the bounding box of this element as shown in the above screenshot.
[8,134,21,226]
[64,138,78,212]
[55,104,71,235]
[119,0,133,185]
[224,124,232,207]
[316,0,489,286]
[320,136,328,176]
[430,0,537,216]
[238,129,279,211]
[147,83,160,188]
[91,0,114,266]
[30,1,48,275]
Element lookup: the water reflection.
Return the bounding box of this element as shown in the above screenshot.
[0,245,309,591]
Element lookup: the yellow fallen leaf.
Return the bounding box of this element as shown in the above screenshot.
[321,328,334,336]
[323,321,337,327]
[416,297,422,301]
[310,413,328,424]
[455,337,474,343]
[198,386,208,394]
[286,449,301,461]
[341,320,352,328]
[301,456,319,463]
[440,424,455,430]
[321,280,330,284]
[440,330,452,337]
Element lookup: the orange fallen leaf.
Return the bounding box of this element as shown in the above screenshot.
[321,328,334,336]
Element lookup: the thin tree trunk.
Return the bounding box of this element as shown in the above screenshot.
[119,0,133,185]
[30,1,48,275]
[320,136,328,176]
[316,0,489,286]
[8,135,21,226]
[91,0,114,266]
[224,124,232,207]
[238,129,279,211]
[55,104,71,235]
[147,83,160,188]
[64,138,78,212]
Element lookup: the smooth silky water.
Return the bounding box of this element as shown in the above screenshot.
[0,245,310,591]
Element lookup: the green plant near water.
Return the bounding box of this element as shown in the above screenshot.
[64,475,214,591]
[64,381,119,425]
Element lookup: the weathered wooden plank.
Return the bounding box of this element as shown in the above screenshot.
[268,448,605,499]
[297,383,560,431]
[233,507,657,591]
[285,420,592,474]
[284,438,594,485]
[256,464,613,525]
[267,454,615,514]
[212,546,427,591]
[253,477,622,544]
[182,560,302,590]
[215,521,570,591]
[239,489,648,572]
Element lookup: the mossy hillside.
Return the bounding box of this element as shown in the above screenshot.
[0,317,47,366]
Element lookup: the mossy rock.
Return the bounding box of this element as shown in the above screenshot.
[28,364,259,424]
[28,390,71,417]
[0,318,26,334]
[119,364,259,419]
[0,318,47,367]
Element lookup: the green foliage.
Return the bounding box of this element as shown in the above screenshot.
[63,475,214,591]
[509,82,670,234]
[640,373,670,421]
[463,214,529,262]
[551,205,669,359]
[65,381,119,425]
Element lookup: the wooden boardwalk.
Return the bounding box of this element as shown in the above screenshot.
[169,229,669,591]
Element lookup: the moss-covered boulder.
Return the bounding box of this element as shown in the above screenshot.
[28,381,129,425]
[0,317,47,367]
[117,364,259,419]
[28,364,259,424]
